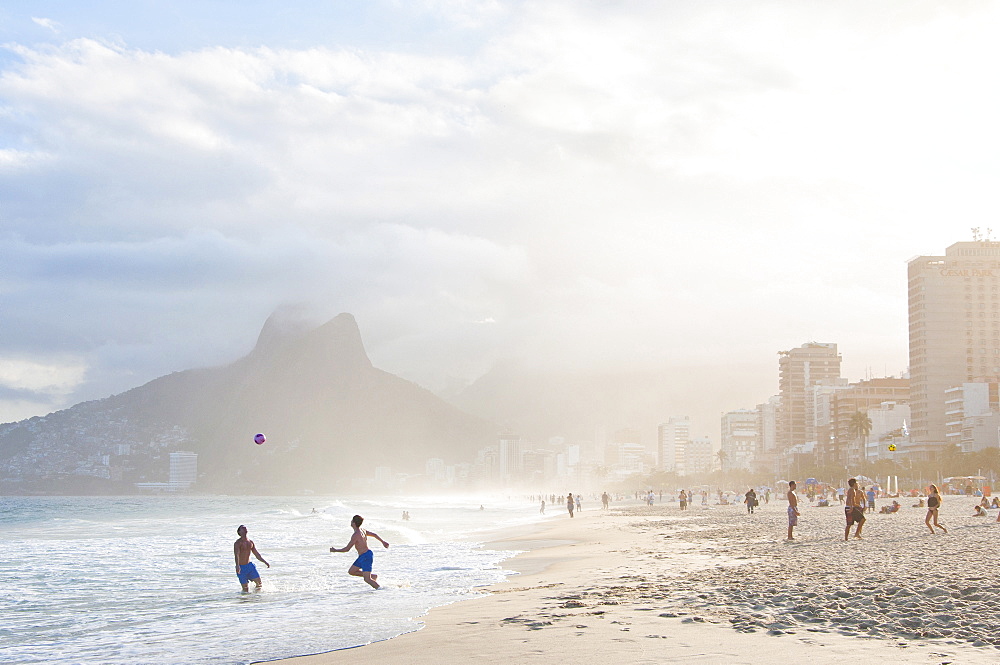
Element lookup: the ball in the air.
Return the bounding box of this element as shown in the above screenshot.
[254,433,266,445]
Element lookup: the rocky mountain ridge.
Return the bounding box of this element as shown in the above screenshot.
[0,312,495,494]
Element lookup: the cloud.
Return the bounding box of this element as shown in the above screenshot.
[1,1,998,428]
[31,17,61,34]
[0,357,85,394]
[0,356,86,422]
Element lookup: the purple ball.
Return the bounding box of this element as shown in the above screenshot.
[254,433,266,445]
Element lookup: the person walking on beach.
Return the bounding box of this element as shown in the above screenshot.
[566,493,575,517]
[844,478,866,541]
[330,515,389,589]
[602,491,610,509]
[679,489,688,511]
[540,499,545,514]
[925,484,947,534]
[786,481,800,540]
[744,488,757,514]
[866,486,876,514]
[234,525,270,592]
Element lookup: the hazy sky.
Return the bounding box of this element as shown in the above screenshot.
[1,1,997,430]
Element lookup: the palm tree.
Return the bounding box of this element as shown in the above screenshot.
[848,411,873,464]
[716,448,729,473]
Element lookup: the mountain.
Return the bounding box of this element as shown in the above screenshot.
[0,312,496,494]
[448,360,776,448]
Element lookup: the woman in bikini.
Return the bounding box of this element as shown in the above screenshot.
[925,484,947,534]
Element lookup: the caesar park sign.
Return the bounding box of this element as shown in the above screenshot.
[939,269,998,278]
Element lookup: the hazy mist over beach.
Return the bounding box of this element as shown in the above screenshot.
[2,1,998,441]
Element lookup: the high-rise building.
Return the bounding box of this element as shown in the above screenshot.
[168,451,197,489]
[425,458,446,483]
[829,377,910,466]
[807,379,850,465]
[865,401,911,461]
[777,343,842,451]
[610,428,647,477]
[720,410,758,471]
[944,382,1000,452]
[498,432,522,483]
[752,396,780,475]
[685,436,713,475]
[657,416,690,474]
[909,240,1000,457]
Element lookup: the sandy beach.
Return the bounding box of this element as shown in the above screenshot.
[273,496,1000,665]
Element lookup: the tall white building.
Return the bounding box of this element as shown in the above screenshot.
[720,410,758,471]
[944,382,999,452]
[777,342,842,450]
[908,239,1000,457]
[425,458,446,483]
[657,416,690,474]
[169,451,197,489]
[865,401,911,461]
[685,436,713,475]
[498,432,522,483]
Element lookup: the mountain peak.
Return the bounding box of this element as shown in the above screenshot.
[307,312,373,371]
[253,305,317,353]
[252,309,372,373]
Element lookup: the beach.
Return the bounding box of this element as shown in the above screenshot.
[276,495,1000,665]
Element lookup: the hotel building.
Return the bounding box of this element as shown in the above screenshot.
[908,240,1000,456]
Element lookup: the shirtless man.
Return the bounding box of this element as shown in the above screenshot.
[786,481,800,540]
[234,524,270,592]
[330,515,389,589]
[844,477,866,541]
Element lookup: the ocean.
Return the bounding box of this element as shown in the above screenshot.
[0,494,547,664]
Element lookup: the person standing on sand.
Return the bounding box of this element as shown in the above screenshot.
[866,486,876,514]
[234,525,269,592]
[844,478,866,541]
[926,484,947,534]
[540,499,545,514]
[602,492,610,509]
[330,515,389,589]
[679,489,688,511]
[786,481,800,540]
[566,493,575,517]
[744,488,757,514]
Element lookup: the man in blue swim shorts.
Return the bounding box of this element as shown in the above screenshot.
[234,525,270,592]
[330,515,389,589]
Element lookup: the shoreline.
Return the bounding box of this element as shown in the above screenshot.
[269,499,1000,664]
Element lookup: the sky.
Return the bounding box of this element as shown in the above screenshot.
[1,0,998,435]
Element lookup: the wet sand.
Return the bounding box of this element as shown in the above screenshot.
[272,495,1000,664]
